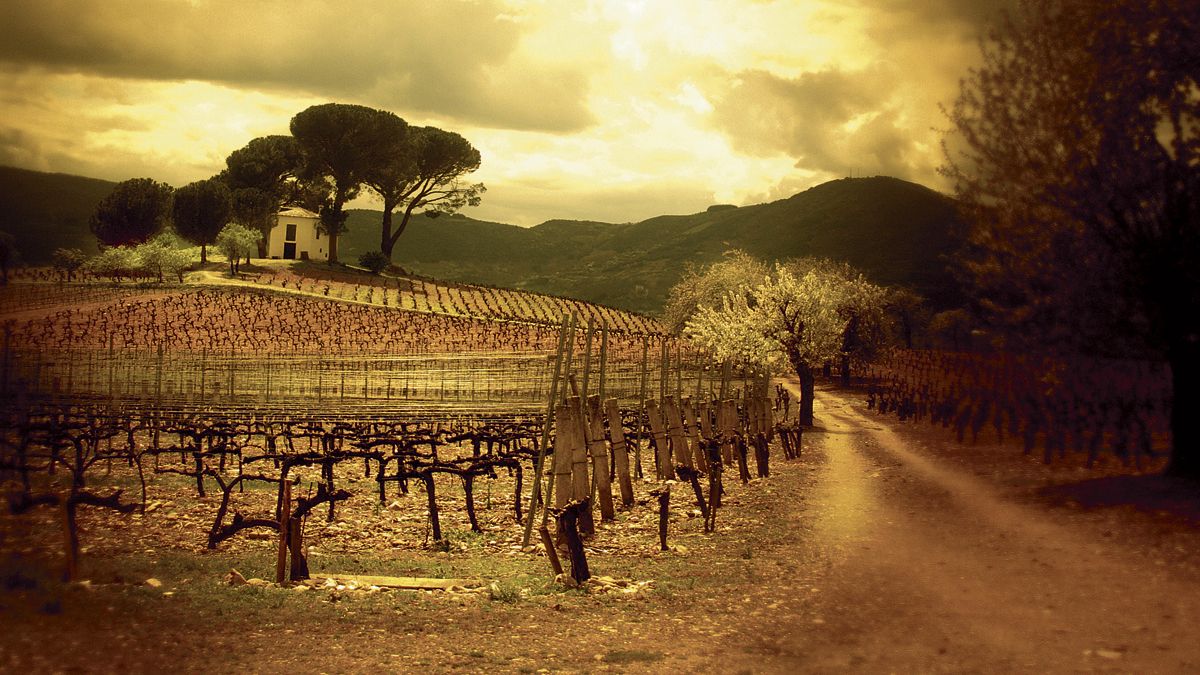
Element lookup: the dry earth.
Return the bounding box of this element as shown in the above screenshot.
[3,380,1200,673]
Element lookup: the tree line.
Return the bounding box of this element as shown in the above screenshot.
[81,103,484,272]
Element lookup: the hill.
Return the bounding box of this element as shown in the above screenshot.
[0,166,963,314]
[339,176,965,312]
[0,166,117,263]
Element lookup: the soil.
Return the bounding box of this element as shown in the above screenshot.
[3,379,1200,673]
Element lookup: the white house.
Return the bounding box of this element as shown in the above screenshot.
[266,206,328,261]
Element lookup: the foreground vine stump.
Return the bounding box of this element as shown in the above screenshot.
[554,498,591,584]
[650,485,671,551]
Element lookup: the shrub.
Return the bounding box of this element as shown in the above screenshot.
[358,250,389,275]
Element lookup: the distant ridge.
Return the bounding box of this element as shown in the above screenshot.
[0,166,117,262]
[0,165,963,313]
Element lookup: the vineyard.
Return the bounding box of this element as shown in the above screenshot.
[2,263,1177,606]
[863,349,1172,470]
[1,268,789,592]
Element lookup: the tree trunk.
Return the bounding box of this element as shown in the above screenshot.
[200,244,207,265]
[382,201,418,262]
[380,207,395,260]
[797,363,816,426]
[1165,340,1200,479]
[784,345,816,426]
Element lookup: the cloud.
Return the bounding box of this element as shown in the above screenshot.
[0,0,593,132]
[709,66,927,180]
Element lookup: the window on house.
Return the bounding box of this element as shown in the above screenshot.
[285,223,297,241]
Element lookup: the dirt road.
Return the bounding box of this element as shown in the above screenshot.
[699,380,1200,673]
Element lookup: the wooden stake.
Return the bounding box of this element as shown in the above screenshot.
[580,317,595,400]
[275,480,291,584]
[605,398,634,508]
[522,315,570,547]
[586,395,615,521]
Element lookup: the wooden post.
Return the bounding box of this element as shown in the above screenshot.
[566,397,593,537]
[538,525,563,577]
[651,486,670,551]
[275,479,291,584]
[659,338,669,401]
[605,398,634,508]
[683,397,707,472]
[288,514,309,581]
[524,315,570,547]
[597,325,608,403]
[580,317,595,400]
[586,395,615,522]
[635,337,650,479]
[555,499,591,584]
[663,395,692,470]
[551,403,574,511]
[645,399,672,479]
[676,340,683,399]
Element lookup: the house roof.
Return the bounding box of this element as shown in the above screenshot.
[278,206,319,219]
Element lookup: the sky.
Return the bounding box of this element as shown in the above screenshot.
[0,0,1008,227]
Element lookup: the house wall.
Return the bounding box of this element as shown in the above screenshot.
[267,215,327,261]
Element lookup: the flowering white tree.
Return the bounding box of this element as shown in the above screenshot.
[687,259,888,425]
[662,249,770,334]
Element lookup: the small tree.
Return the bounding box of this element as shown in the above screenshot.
[89,178,174,247]
[662,249,769,334]
[85,247,139,282]
[173,178,232,264]
[135,233,194,283]
[687,260,888,425]
[215,223,261,276]
[52,248,87,282]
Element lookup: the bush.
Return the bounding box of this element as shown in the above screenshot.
[358,251,389,275]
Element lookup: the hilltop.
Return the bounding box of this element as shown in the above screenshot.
[0,166,963,313]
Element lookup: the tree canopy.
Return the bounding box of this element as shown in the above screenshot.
[942,0,1200,477]
[89,178,174,248]
[223,135,308,257]
[686,258,888,424]
[662,250,769,334]
[215,223,260,276]
[290,103,394,264]
[173,177,232,264]
[364,124,485,262]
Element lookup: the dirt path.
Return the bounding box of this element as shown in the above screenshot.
[700,380,1200,673]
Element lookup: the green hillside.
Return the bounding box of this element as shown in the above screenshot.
[0,166,117,263]
[0,165,964,314]
[340,176,965,312]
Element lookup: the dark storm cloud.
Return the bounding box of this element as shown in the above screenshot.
[711,67,921,179]
[0,0,593,132]
[862,0,1016,35]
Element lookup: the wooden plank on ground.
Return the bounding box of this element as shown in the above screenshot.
[314,574,484,590]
